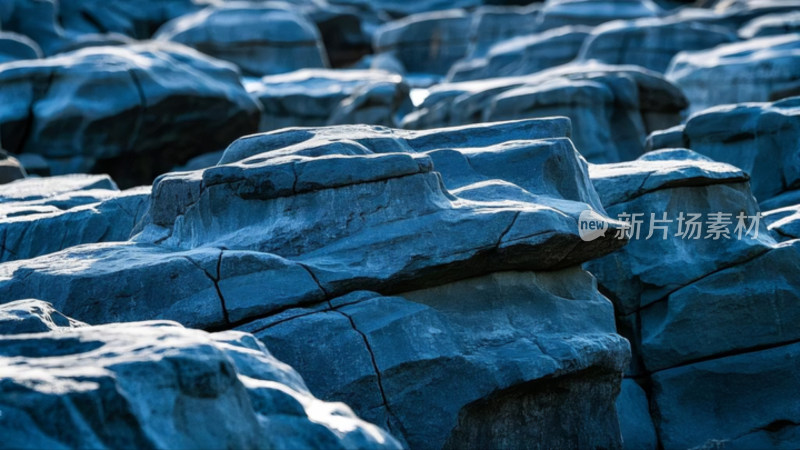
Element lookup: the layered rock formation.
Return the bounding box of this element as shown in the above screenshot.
[0,299,401,450]
[0,119,632,449]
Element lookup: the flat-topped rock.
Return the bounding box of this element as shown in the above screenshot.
[247,69,410,131]
[667,33,800,114]
[448,26,592,82]
[0,42,260,186]
[647,97,800,201]
[536,0,662,31]
[155,3,328,77]
[0,308,401,449]
[406,63,688,163]
[579,17,737,73]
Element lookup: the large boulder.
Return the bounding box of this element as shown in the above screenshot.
[0,119,632,449]
[373,10,472,75]
[155,3,329,77]
[0,300,401,450]
[647,97,800,202]
[448,26,592,82]
[406,63,688,163]
[247,69,410,131]
[0,42,260,187]
[667,33,800,114]
[579,17,737,73]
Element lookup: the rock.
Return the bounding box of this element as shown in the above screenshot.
[0,0,63,55]
[247,69,410,131]
[647,97,800,201]
[616,379,658,450]
[585,149,774,318]
[56,0,206,40]
[0,185,150,263]
[0,31,41,63]
[155,3,329,77]
[0,311,401,449]
[374,10,473,75]
[763,204,800,240]
[0,42,260,187]
[173,150,224,172]
[406,63,688,163]
[667,33,800,114]
[579,17,737,73]
[0,174,116,203]
[461,4,541,59]
[246,270,630,449]
[0,120,632,449]
[448,26,592,82]
[652,340,800,450]
[536,0,662,31]
[327,0,481,18]
[739,11,800,38]
[638,239,800,373]
[0,151,26,184]
[14,153,50,177]
[0,299,85,334]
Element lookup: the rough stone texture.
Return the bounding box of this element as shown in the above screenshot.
[0,177,150,263]
[536,0,662,31]
[0,299,85,335]
[579,17,737,73]
[616,379,658,450]
[647,97,800,202]
[373,10,473,75]
[0,119,631,449]
[0,42,260,187]
[155,3,329,77]
[586,149,774,317]
[0,303,402,450]
[405,63,688,163]
[652,341,800,450]
[246,271,630,450]
[667,33,800,114]
[448,26,592,82]
[247,69,410,131]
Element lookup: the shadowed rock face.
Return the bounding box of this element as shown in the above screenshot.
[0,119,631,449]
[0,300,401,450]
[154,4,329,77]
[0,42,260,187]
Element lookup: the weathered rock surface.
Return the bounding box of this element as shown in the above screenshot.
[667,33,800,114]
[0,175,149,263]
[647,97,800,201]
[373,10,472,75]
[406,63,687,163]
[0,42,260,187]
[155,3,329,77]
[536,0,662,31]
[448,26,592,82]
[0,301,401,450]
[0,119,631,449]
[579,17,737,73]
[247,69,410,131]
